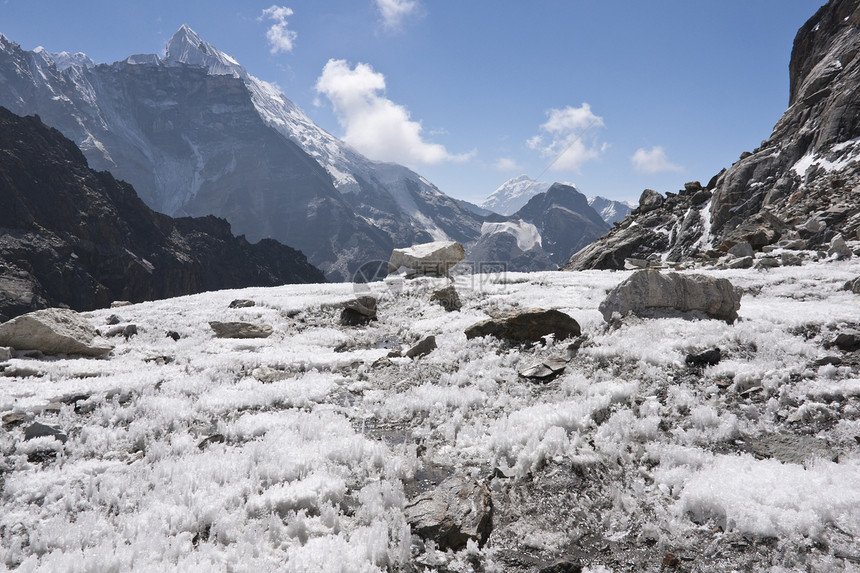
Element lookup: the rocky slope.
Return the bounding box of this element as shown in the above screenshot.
[566,0,860,271]
[0,107,325,321]
[470,184,610,272]
[0,26,483,280]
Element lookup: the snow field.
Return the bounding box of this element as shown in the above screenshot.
[1,259,859,571]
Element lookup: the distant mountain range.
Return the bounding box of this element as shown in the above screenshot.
[0,107,324,321]
[0,26,482,281]
[469,183,610,271]
[481,175,632,224]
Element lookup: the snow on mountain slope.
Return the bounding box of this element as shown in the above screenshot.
[587,196,633,225]
[480,220,543,251]
[482,175,553,216]
[162,26,481,245]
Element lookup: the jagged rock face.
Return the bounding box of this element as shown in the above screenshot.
[0,108,325,321]
[565,0,860,270]
[0,28,482,280]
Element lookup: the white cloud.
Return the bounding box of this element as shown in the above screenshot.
[631,146,683,174]
[493,157,523,171]
[315,59,468,166]
[528,103,606,172]
[259,5,297,54]
[375,0,421,31]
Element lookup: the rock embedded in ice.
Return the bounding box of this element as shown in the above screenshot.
[405,335,437,359]
[388,241,465,277]
[833,331,860,352]
[728,256,754,269]
[599,270,742,323]
[0,308,113,357]
[518,357,567,380]
[749,433,836,464]
[404,476,492,551]
[429,285,462,311]
[781,252,803,266]
[844,276,860,294]
[340,296,378,326]
[685,347,722,367]
[209,321,273,339]
[228,299,256,309]
[24,421,67,443]
[537,560,583,573]
[465,309,581,342]
[755,256,782,270]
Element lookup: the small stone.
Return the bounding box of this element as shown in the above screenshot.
[691,189,712,205]
[228,299,255,309]
[430,285,462,311]
[209,321,273,339]
[727,256,754,269]
[685,348,722,367]
[518,357,567,380]
[106,314,121,325]
[197,434,226,450]
[662,553,680,567]
[755,257,781,269]
[728,242,754,258]
[123,324,138,339]
[110,301,132,308]
[684,181,703,193]
[539,560,582,573]
[340,296,378,326]
[2,412,29,428]
[405,335,437,359]
[405,476,492,551]
[843,277,860,294]
[834,332,860,352]
[781,252,802,266]
[0,346,11,361]
[828,234,853,259]
[24,421,67,443]
[166,330,181,341]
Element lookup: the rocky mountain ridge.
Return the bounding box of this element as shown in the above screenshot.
[566,0,860,271]
[469,183,610,272]
[0,26,482,280]
[0,107,324,321]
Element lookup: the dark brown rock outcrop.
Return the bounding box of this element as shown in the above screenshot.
[0,108,325,321]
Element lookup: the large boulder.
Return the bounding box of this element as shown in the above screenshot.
[0,308,113,356]
[340,296,378,326]
[404,476,492,551]
[599,270,742,323]
[465,309,581,342]
[389,241,465,276]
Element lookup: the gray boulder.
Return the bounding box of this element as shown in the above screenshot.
[518,357,567,380]
[638,189,664,213]
[404,476,492,551]
[389,241,465,276]
[209,321,273,339]
[828,234,853,259]
[599,270,742,323]
[465,309,581,342]
[430,285,462,311]
[0,308,113,356]
[728,241,754,258]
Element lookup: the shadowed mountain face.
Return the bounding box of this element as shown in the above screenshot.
[468,183,610,272]
[0,107,325,321]
[0,27,483,280]
[566,0,860,270]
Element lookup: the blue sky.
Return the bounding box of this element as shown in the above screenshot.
[1,1,826,204]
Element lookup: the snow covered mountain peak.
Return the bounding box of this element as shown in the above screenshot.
[164,25,246,78]
[482,175,554,216]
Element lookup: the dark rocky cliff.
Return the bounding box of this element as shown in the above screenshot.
[0,107,325,321]
[566,0,860,270]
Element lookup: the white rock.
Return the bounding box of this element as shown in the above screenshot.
[388,241,465,276]
[0,308,113,357]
